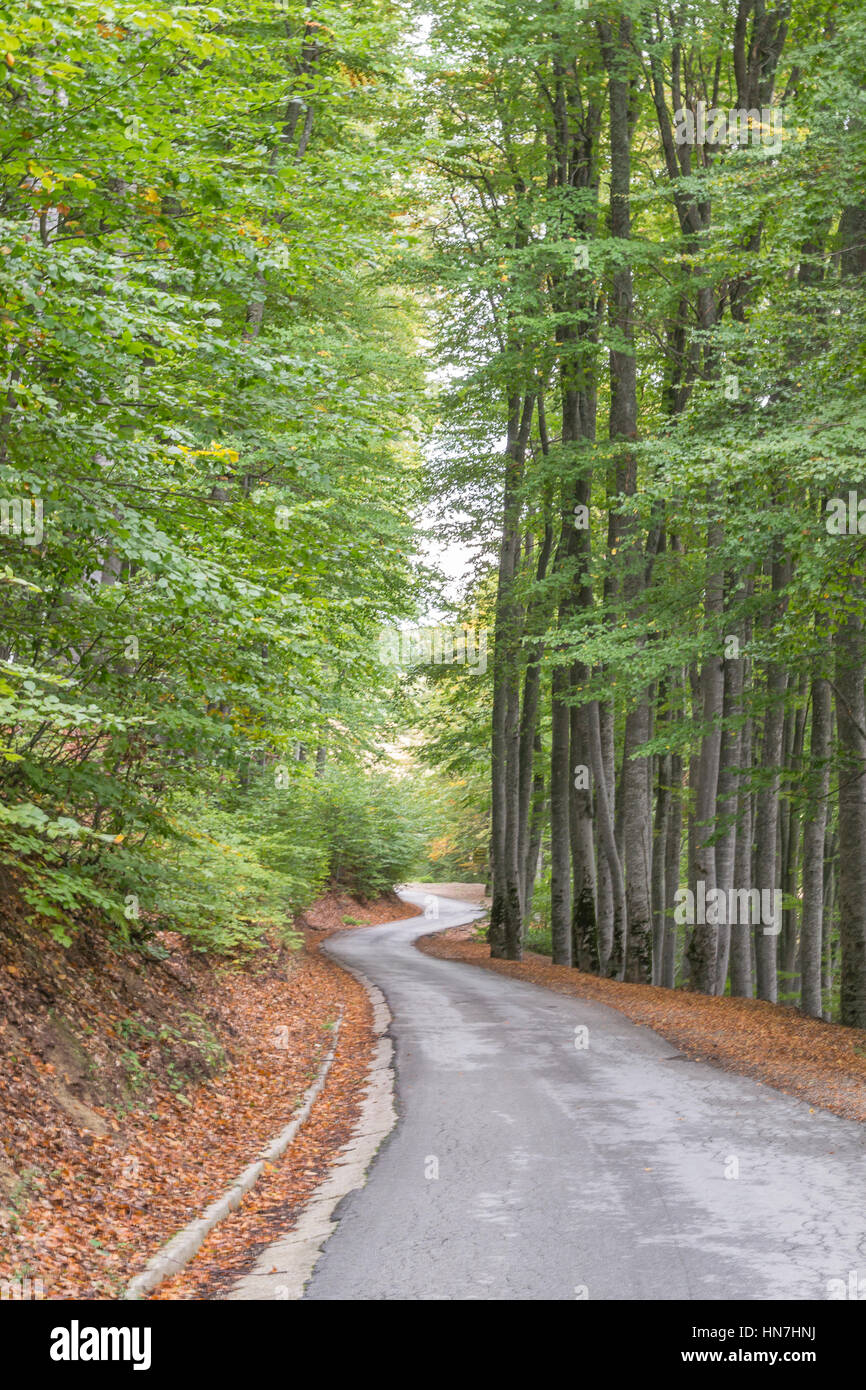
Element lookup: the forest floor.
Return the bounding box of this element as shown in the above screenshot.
[0,884,419,1299]
[418,925,866,1124]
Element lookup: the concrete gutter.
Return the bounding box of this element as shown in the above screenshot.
[224,958,395,1300]
[123,1010,344,1300]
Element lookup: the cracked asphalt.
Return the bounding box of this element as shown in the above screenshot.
[303,890,865,1301]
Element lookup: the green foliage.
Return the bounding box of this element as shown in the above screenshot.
[0,0,429,949]
[316,766,427,900]
[525,925,553,958]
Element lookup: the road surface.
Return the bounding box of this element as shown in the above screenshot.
[265,891,866,1299]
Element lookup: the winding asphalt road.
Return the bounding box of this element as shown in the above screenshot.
[283,891,866,1299]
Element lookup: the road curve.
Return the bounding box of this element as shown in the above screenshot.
[305,892,864,1299]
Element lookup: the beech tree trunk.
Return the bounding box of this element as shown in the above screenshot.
[652,749,671,985]
[570,701,598,971]
[489,392,534,960]
[517,499,554,916]
[589,698,627,977]
[595,700,616,968]
[754,556,790,1003]
[713,622,743,994]
[662,749,684,989]
[801,674,831,1018]
[687,519,725,993]
[550,660,572,964]
[834,579,866,1027]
